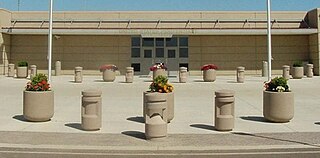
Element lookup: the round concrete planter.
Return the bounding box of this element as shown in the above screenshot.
[23,90,54,122]
[203,69,216,82]
[153,69,167,80]
[17,67,28,78]
[102,69,116,82]
[291,67,303,79]
[263,91,294,123]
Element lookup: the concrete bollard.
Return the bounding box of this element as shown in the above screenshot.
[262,61,268,77]
[81,90,102,131]
[282,65,290,80]
[236,66,245,83]
[75,66,83,83]
[55,61,61,76]
[306,64,313,78]
[30,65,37,79]
[8,64,15,77]
[145,93,167,140]
[215,90,235,131]
[179,67,188,83]
[125,67,134,83]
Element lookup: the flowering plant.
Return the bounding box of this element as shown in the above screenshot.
[149,63,167,71]
[25,73,50,91]
[201,64,218,71]
[99,64,118,72]
[264,77,290,92]
[149,75,173,93]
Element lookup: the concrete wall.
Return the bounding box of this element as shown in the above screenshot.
[0,9,11,75]
[10,35,131,74]
[307,9,320,75]
[189,35,310,73]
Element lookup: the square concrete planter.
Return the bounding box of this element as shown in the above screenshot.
[23,91,54,122]
[263,91,294,123]
[291,67,303,79]
[17,67,28,78]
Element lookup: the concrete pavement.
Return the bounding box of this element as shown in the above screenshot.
[0,74,320,157]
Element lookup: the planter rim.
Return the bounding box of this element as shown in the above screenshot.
[24,90,53,93]
[264,90,292,94]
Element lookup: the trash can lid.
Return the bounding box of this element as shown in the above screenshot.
[82,89,102,97]
[215,89,235,97]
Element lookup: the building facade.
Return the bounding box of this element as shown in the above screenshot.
[0,8,319,75]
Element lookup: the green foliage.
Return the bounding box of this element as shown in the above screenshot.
[264,77,290,92]
[149,75,173,93]
[18,61,28,67]
[293,61,303,67]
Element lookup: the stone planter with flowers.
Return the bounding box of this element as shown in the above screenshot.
[17,61,28,78]
[100,64,118,82]
[143,75,174,123]
[201,64,218,82]
[150,63,167,80]
[263,77,294,123]
[23,73,54,122]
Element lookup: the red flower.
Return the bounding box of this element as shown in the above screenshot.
[201,64,218,71]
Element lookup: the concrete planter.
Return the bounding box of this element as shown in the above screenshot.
[102,69,116,82]
[23,91,54,122]
[203,69,216,82]
[263,91,294,123]
[17,67,28,78]
[291,67,303,79]
[153,69,167,80]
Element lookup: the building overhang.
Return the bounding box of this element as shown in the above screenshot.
[1,28,318,36]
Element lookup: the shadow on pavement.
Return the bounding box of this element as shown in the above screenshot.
[240,116,272,123]
[193,79,205,82]
[315,122,320,125]
[121,131,146,140]
[12,115,28,122]
[190,124,215,131]
[65,123,84,131]
[127,116,144,124]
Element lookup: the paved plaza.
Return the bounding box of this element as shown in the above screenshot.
[0,74,320,157]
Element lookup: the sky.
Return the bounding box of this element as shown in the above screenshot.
[0,0,319,12]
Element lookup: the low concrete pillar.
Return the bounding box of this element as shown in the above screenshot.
[262,61,268,77]
[81,90,102,131]
[282,65,290,80]
[145,93,167,140]
[236,66,245,83]
[125,67,134,83]
[8,64,15,77]
[75,66,83,83]
[215,90,235,131]
[55,61,61,76]
[179,67,188,83]
[306,64,313,78]
[30,65,37,79]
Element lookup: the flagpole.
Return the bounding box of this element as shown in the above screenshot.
[48,0,53,81]
[267,0,272,81]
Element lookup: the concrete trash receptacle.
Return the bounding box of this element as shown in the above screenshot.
[81,90,102,131]
[30,65,37,79]
[8,64,15,77]
[145,93,167,140]
[75,66,83,83]
[179,67,188,83]
[125,67,134,83]
[236,66,245,83]
[282,65,290,80]
[215,90,235,131]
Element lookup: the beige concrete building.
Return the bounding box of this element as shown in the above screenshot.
[0,8,319,75]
